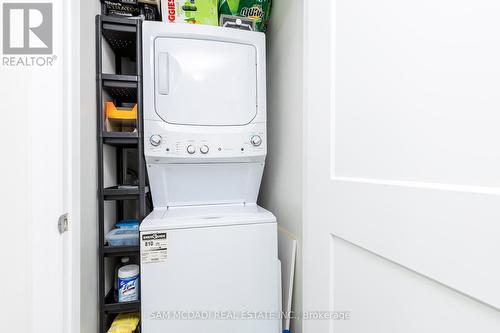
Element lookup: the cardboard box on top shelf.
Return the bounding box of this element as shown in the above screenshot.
[219,0,272,32]
[160,0,218,26]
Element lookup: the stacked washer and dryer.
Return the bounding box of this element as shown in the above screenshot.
[140,22,281,333]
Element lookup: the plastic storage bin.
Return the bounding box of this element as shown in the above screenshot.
[105,102,137,133]
[115,219,140,230]
[106,228,139,247]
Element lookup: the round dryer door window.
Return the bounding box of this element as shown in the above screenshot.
[154,37,258,126]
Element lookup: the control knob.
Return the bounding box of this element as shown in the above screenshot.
[250,135,262,147]
[149,134,162,147]
[200,145,209,154]
[187,145,196,154]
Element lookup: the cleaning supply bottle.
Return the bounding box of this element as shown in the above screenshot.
[114,257,130,302]
[118,264,140,302]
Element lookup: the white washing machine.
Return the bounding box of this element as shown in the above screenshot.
[140,22,281,333]
[140,204,281,333]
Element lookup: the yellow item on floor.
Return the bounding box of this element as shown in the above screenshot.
[107,312,140,333]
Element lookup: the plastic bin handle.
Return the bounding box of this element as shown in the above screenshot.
[158,52,169,95]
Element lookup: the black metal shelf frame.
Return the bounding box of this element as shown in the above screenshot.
[96,14,146,333]
[101,15,138,59]
[102,74,139,101]
[103,185,149,200]
[103,245,140,257]
[104,289,141,314]
[102,132,139,147]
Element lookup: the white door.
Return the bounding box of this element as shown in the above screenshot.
[0,0,77,332]
[154,37,257,126]
[304,0,500,332]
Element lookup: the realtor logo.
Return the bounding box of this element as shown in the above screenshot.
[3,3,53,54]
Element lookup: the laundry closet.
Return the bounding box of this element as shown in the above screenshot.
[79,1,304,332]
[9,0,500,332]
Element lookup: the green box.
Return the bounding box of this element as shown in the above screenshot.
[218,0,272,32]
[162,0,218,25]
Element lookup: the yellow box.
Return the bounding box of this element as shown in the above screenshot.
[106,102,137,120]
[105,102,137,132]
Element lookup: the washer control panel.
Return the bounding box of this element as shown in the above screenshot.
[145,121,266,159]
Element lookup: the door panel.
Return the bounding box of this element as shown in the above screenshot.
[332,237,500,332]
[0,1,66,332]
[304,0,500,332]
[334,0,500,187]
[330,181,500,308]
[154,38,257,126]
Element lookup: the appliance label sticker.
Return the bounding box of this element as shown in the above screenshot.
[141,232,168,264]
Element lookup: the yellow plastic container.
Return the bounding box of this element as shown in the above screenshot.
[107,312,140,333]
[106,102,138,120]
[105,102,137,132]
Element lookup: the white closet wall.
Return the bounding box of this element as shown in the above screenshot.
[259,0,304,332]
[80,1,101,332]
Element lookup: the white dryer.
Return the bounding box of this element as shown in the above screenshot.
[140,22,281,333]
[142,22,267,208]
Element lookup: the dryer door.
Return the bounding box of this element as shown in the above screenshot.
[154,37,257,126]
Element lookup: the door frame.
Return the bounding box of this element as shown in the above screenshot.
[62,0,81,331]
[302,0,334,332]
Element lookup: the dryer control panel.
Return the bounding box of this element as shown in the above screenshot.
[145,120,266,161]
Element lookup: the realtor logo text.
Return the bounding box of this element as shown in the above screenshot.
[2,3,56,66]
